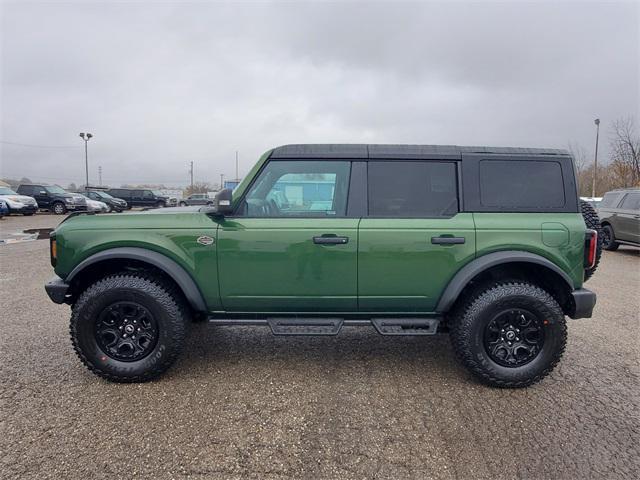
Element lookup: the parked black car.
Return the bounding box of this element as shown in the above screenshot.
[85,190,128,213]
[598,188,640,250]
[105,188,175,208]
[178,193,213,206]
[17,184,87,214]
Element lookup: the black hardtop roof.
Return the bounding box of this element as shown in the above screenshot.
[270,144,570,160]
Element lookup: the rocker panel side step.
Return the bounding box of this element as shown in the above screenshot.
[371,318,440,335]
[267,317,344,336]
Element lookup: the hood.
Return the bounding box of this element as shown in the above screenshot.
[0,194,37,204]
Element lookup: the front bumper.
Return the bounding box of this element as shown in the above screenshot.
[569,288,597,319]
[8,204,38,214]
[45,276,70,304]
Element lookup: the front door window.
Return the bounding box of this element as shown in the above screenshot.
[240,161,351,217]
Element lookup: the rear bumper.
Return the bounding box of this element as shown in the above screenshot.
[45,276,70,304]
[569,288,597,319]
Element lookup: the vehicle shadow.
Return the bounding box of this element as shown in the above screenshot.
[613,246,640,257]
[174,321,467,382]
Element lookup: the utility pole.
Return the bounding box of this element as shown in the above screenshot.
[98,166,102,186]
[235,150,239,180]
[189,161,194,190]
[79,132,93,186]
[592,118,600,197]
[220,173,225,190]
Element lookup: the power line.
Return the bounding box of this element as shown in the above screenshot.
[1,140,82,149]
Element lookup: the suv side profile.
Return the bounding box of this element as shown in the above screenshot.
[17,184,87,214]
[598,188,640,250]
[179,193,213,206]
[45,144,599,388]
[105,188,176,209]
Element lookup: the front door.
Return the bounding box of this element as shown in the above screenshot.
[217,160,358,312]
[358,160,476,312]
[616,192,640,244]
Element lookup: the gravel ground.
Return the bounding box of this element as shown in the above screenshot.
[1,214,639,479]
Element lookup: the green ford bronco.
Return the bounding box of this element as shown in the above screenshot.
[45,144,601,387]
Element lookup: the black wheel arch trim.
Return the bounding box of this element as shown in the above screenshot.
[435,251,575,313]
[65,247,207,312]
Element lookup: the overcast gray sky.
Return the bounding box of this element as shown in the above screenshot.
[1,0,638,188]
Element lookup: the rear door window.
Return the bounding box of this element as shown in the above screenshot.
[479,160,565,209]
[619,193,640,211]
[368,161,458,217]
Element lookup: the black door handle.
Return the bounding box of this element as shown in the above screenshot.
[313,235,349,245]
[431,236,465,245]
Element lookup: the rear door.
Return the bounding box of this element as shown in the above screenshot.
[616,193,640,243]
[217,159,359,312]
[358,160,475,312]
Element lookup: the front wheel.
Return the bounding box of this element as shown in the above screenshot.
[70,274,188,382]
[156,201,165,208]
[450,282,566,388]
[105,204,113,213]
[179,201,187,207]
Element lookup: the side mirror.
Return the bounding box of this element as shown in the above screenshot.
[202,188,233,216]
[39,190,47,195]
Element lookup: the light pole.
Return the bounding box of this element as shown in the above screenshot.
[220,173,225,190]
[592,119,600,197]
[79,132,93,186]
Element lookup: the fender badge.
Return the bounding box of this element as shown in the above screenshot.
[196,235,215,246]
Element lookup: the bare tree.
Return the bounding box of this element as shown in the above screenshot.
[609,117,640,187]
[184,182,211,197]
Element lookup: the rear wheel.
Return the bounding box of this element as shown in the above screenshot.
[450,282,566,388]
[179,201,187,207]
[52,202,66,215]
[602,224,619,251]
[70,273,187,382]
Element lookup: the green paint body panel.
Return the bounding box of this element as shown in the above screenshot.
[473,213,586,288]
[217,217,358,312]
[54,211,222,310]
[358,214,476,312]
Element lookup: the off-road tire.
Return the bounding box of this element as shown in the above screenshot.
[52,202,66,215]
[70,273,187,382]
[450,282,567,388]
[580,200,602,280]
[602,224,619,251]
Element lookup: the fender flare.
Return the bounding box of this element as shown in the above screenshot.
[435,251,575,313]
[66,247,207,312]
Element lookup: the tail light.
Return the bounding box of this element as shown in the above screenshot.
[50,233,57,267]
[584,229,597,269]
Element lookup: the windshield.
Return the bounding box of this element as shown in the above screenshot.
[0,187,17,195]
[92,191,113,199]
[45,185,67,194]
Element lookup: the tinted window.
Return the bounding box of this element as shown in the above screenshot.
[479,160,565,208]
[143,191,155,199]
[18,185,33,195]
[242,160,351,217]
[619,193,640,211]
[600,192,623,208]
[368,161,458,217]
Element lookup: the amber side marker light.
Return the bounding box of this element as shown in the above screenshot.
[50,236,57,267]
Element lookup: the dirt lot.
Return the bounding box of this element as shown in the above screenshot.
[1,214,639,479]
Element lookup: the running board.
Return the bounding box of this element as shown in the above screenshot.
[207,317,441,336]
[371,318,440,336]
[267,317,343,336]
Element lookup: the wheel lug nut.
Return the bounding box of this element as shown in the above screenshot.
[123,334,127,338]
[133,320,137,324]
[119,326,123,329]
[516,337,520,341]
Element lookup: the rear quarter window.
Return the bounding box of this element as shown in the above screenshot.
[479,160,565,209]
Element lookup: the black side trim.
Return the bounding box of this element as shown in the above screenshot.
[435,251,575,313]
[569,288,596,319]
[65,247,207,312]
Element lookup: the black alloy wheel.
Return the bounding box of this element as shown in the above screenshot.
[95,301,158,362]
[483,309,545,367]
